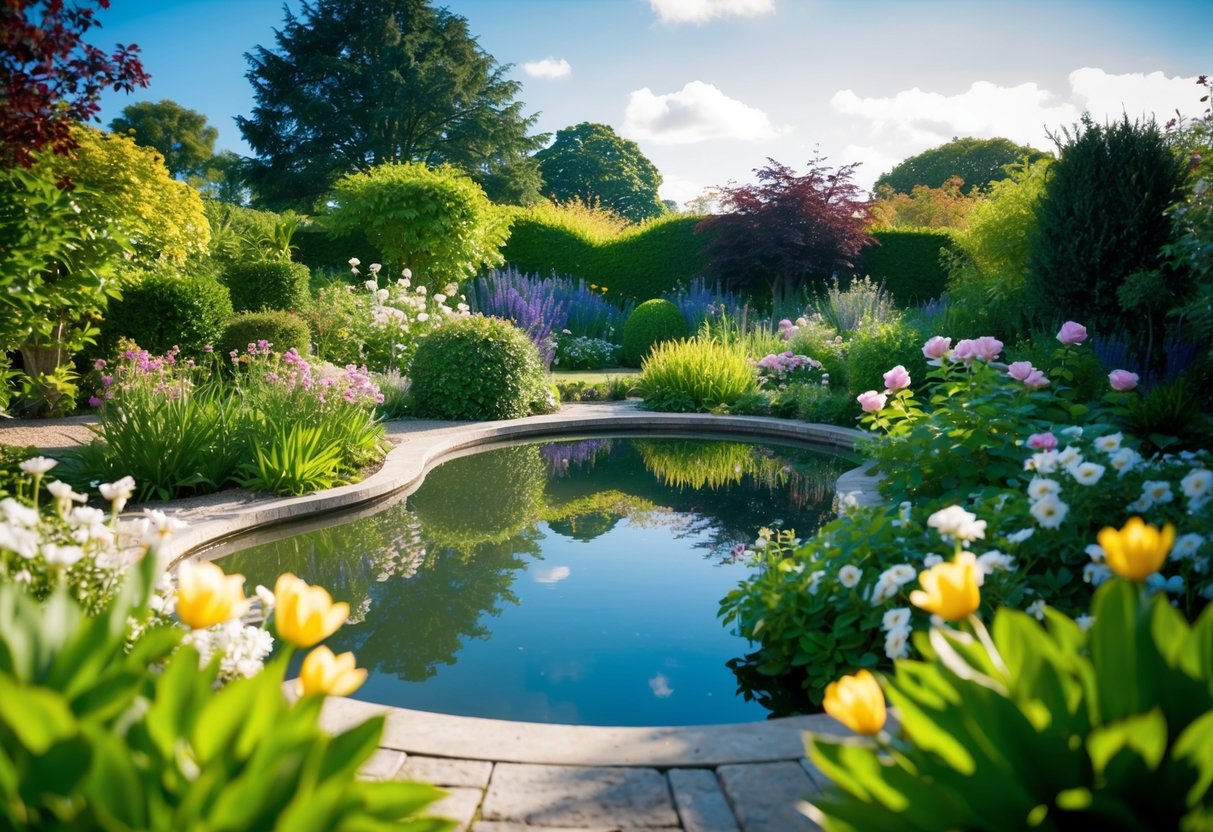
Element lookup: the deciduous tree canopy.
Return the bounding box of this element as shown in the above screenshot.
[535,122,665,223]
[875,137,1050,195]
[109,99,218,178]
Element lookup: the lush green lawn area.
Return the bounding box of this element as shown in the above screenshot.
[548,368,641,383]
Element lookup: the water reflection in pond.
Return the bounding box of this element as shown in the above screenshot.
[218,435,849,725]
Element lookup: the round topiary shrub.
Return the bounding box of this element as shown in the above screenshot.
[221,260,312,313]
[409,315,548,421]
[621,298,688,367]
[97,269,233,358]
[220,311,312,357]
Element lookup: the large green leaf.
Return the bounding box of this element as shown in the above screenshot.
[1089,581,1154,724]
[1171,710,1213,809]
[1087,708,1168,778]
[319,716,386,783]
[0,677,77,754]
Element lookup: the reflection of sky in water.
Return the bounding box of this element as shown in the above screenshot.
[534,565,571,584]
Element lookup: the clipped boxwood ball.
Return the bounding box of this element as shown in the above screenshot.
[621,298,687,367]
[98,270,233,358]
[409,315,549,421]
[221,260,312,314]
[220,310,312,357]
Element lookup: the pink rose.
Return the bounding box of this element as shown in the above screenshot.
[1028,432,1057,450]
[1007,361,1035,381]
[1057,321,1088,345]
[1108,369,1139,391]
[922,336,952,361]
[1024,369,1050,390]
[857,390,888,413]
[883,364,911,391]
[952,339,978,363]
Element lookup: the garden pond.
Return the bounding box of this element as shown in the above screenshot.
[217,435,853,725]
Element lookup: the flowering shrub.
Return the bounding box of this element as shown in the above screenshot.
[754,350,822,390]
[553,334,619,370]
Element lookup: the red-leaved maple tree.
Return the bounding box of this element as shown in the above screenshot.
[1,0,149,168]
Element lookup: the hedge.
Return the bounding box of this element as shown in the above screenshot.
[293,225,386,275]
[858,229,955,304]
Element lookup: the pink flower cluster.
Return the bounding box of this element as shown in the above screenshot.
[1006,361,1050,390]
[856,364,911,413]
[952,336,1004,364]
[776,317,808,342]
[755,350,821,388]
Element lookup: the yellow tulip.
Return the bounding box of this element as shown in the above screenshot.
[273,572,349,648]
[909,552,981,621]
[823,669,886,736]
[298,645,367,697]
[175,560,248,630]
[1097,517,1175,581]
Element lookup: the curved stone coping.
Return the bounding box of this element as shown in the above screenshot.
[167,401,877,564]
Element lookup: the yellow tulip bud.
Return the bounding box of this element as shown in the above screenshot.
[909,552,981,621]
[273,572,350,648]
[298,645,367,697]
[175,560,248,630]
[1097,517,1175,581]
[823,669,886,736]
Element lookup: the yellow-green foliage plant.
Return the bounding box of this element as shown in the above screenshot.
[639,337,757,412]
[805,518,1213,832]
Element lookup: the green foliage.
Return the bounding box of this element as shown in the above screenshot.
[875,136,1050,194]
[867,177,978,229]
[499,203,708,300]
[220,311,312,358]
[235,423,344,495]
[109,98,218,178]
[551,377,634,403]
[0,559,451,831]
[1027,116,1189,341]
[97,269,233,359]
[807,581,1213,831]
[535,122,665,223]
[291,224,386,274]
[788,323,848,393]
[0,445,42,501]
[238,0,544,210]
[638,337,757,412]
[786,384,856,426]
[328,162,508,290]
[1125,378,1213,454]
[843,318,927,403]
[222,259,312,314]
[409,315,551,420]
[859,230,955,304]
[621,299,688,367]
[203,202,305,273]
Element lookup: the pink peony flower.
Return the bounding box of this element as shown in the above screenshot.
[952,339,978,362]
[922,336,952,361]
[1023,369,1050,390]
[857,390,888,413]
[1057,321,1088,345]
[883,365,911,391]
[972,336,1003,362]
[778,319,794,329]
[1028,432,1057,450]
[1109,369,1139,391]
[1007,361,1035,382]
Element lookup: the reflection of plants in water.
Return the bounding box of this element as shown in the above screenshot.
[410,444,547,553]
[217,499,426,625]
[637,440,791,490]
[540,438,614,477]
[542,489,669,542]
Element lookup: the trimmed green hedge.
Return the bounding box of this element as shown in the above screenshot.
[221,260,311,314]
[97,270,233,358]
[501,212,710,301]
[220,310,312,357]
[293,225,386,275]
[859,229,955,304]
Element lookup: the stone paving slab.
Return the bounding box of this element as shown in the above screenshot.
[481,763,680,828]
[400,755,495,788]
[667,769,740,832]
[357,748,406,780]
[717,762,821,832]
[472,824,674,832]
[431,786,486,832]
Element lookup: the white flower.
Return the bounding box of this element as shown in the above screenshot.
[878,564,917,587]
[1075,614,1095,632]
[1057,446,1083,468]
[838,565,863,589]
[870,578,899,606]
[1085,543,1106,562]
[882,607,911,631]
[1171,533,1205,561]
[99,476,136,513]
[369,263,381,274]
[926,505,987,543]
[1094,433,1123,453]
[402,268,413,279]
[1068,461,1106,486]
[398,277,411,288]
[1,497,40,528]
[416,312,430,322]
[1029,494,1069,529]
[1109,447,1142,476]
[141,509,188,547]
[884,627,911,660]
[1142,480,1174,504]
[255,584,275,612]
[1005,528,1035,545]
[1028,477,1061,501]
[923,554,944,568]
[1026,450,1060,474]
[976,550,1017,576]
[1026,599,1047,621]
[1181,469,1212,501]
[19,456,58,476]
[416,285,427,295]
[0,525,39,559]
[434,293,447,303]
[1125,495,1154,513]
[43,544,85,567]
[807,570,825,595]
[363,279,378,291]
[1060,426,1084,438]
[348,257,361,267]
[46,481,86,504]
[1083,563,1112,586]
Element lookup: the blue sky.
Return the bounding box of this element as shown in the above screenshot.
[96,0,1210,204]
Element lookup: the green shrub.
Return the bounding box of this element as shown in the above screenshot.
[220,311,312,358]
[98,269,233,358]
[221,260,312,313]
[553,336,619,370]
[0,444,42,502]
[621,299,688,367]
[639,337,756,411]
[292,224,386,274]
[843,317,927,401]
[1125,377,1213,454]
[789,384,856,426]
[409,315,550,421]
[859,229,954,304]
[789,326,848,394]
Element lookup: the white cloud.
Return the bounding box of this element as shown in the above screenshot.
[623,81,779,144]
[534,566,571,584]
[522,57,571,80]
[829,68,1203,176]
[649,0,773,24]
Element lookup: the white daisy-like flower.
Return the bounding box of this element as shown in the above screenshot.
[1028,477,1061,501]
[923,554,944,568]
[18,456,58,476]
[1057,446,1083,468]
[1083,563,1112,586]
[926,505,987,542]
[1030,494,1069,529]
[0,525,39,559]
[870,578,899,606]
[807,570,826,595]
[46,481,86,504]
[1094,433,1123,453]
[884,627,911,660]
[838,565,863,589]
[1005,528,1035,544]
[1026,599,1047,621]
[1075,614,1095,632]
[1085,543,1106,563]
[1068,461,1106,486]
[1,497,41,528]
[43,544,85,567]
[1181,469,1211,501]
[99,476,136,513]
[879,564,918,587]
[1142,480,1174,504]
[1170,533,1205,561]
[1026,450,1060,474]
[1109,447,1142,476]
[363,279,378,291]
[1126,495,1154,513]
[977,550,1017,576]
[882,607,911,631]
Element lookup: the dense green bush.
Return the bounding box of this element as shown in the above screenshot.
[221,260,312,313]
[220,311,312,357]
[843,318,927,401]
[409,315,551,420]
[638,337,756,412]
[98,269,233,358]
[788,326,848,394]
[860,229,954,304]
[621,299,688,367]
[292,225,385,274]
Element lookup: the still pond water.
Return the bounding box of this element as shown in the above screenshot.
[219,435,847,725]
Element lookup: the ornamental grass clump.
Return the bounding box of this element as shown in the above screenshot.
[638,336,757,412]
